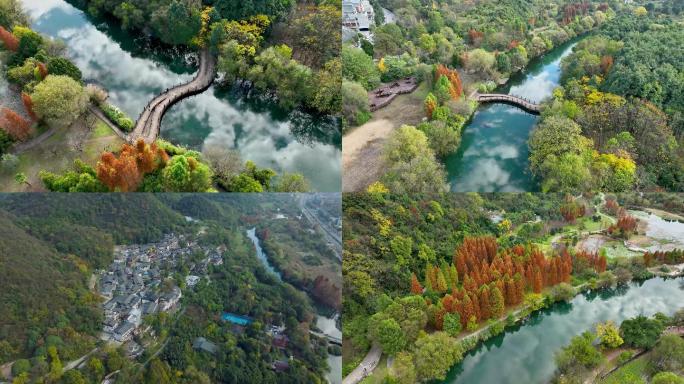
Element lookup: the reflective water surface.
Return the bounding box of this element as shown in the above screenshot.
[22,0,341,191]
[446,41,578,192]
[441,277,684,383]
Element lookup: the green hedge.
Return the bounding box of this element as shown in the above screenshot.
[100,103,134,132]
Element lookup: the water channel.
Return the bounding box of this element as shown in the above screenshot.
[440,277,684,384]
[21,0,341,191]
[445,40,579,192]
[246,228,342,384]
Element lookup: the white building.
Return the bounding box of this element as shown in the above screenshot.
[343,0,375,32]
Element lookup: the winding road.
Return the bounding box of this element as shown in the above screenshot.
[129,48,217,143]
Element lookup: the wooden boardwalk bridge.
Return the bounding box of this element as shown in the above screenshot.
[129,48,217,143]
[474,92,542,114]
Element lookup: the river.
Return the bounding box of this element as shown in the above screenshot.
[445,40,579,192]
[21,0,341,191]
[440,277,684,384]
[246,228,342,384]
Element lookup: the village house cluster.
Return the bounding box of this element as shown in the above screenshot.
[98,233,224,345]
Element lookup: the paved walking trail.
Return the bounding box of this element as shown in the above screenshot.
[342,343,382,384]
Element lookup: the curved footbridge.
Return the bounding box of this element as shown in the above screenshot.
[474,92,541,114]
[129,48,217,143]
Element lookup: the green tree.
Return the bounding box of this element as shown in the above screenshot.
[376,318,406,356]
[0,340,14,364]
[555,331,603,375]
[490,286,505,318]
[391,351,416,384]
[413,332,464,381]
[273,173,310,192]
[151,0,202,45]
[443,312,461,336]
[620,315,664,349]
[390,235,412,267]
[342,79,370,127]
[342,45,380,90]
[11,359,29,376]
[466,49,495,75]
[647,334,684,374]
[652,372,684,384]
[145,358,173,384]
[11,26,42,65]
[47,57,82,81]
[47,345,62,382]
[86,357,105,380]
[61,369,87,384]
[161,154,213,192]
[31,75,88,127]
[596,321,623,349]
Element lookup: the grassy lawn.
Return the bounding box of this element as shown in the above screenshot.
[601,241,642,259]
[599,355,648,384]
[0,113,124,191]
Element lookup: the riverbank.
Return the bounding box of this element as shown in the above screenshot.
[437,273,684,384]
[349,203,684,384]
[246,227,342,383]
[18,0,341,191]
[342,35,588,192]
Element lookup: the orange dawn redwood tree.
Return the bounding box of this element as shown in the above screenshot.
[0,26,18,52]
[0,108,31,141]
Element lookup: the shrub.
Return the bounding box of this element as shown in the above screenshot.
[616,351,633,365]
[100,103,134,132]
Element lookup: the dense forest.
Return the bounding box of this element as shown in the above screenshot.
[552,310,684,383]
[0,0,324,193]
[64,0,341,115]
[530,3,684,192]
[342,192,684,382]
[0,193,340,384]
[0,194,189,383]
[342,0,619,192]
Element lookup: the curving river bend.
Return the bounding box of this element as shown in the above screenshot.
[22,0,341,191]
[446,40,579,192]
[440,277,684,384]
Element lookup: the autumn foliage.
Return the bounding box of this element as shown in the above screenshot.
[96,139,168,191]
[410,273,423,294]
[0,108,32,141]
[562,2,590,24]
[643,249,684,267]
[21,93,37,121]
[424,93,437,119]
[435,64,463,100]
[608,213,637,238]
[37,62,49,79]
[560,200,586,222]
[604,199,620,216]
[601,56,614,75]
[423,236,573,329]
[573,250,607,273]
[0,26,18,52]
[468,29,484,46]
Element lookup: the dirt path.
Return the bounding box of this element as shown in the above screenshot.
[12,125,59,154]
[342,119,394,192]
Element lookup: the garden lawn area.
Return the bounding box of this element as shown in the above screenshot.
[0,113,124,191]
[601,241,642,259]
[599,354,648,384]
